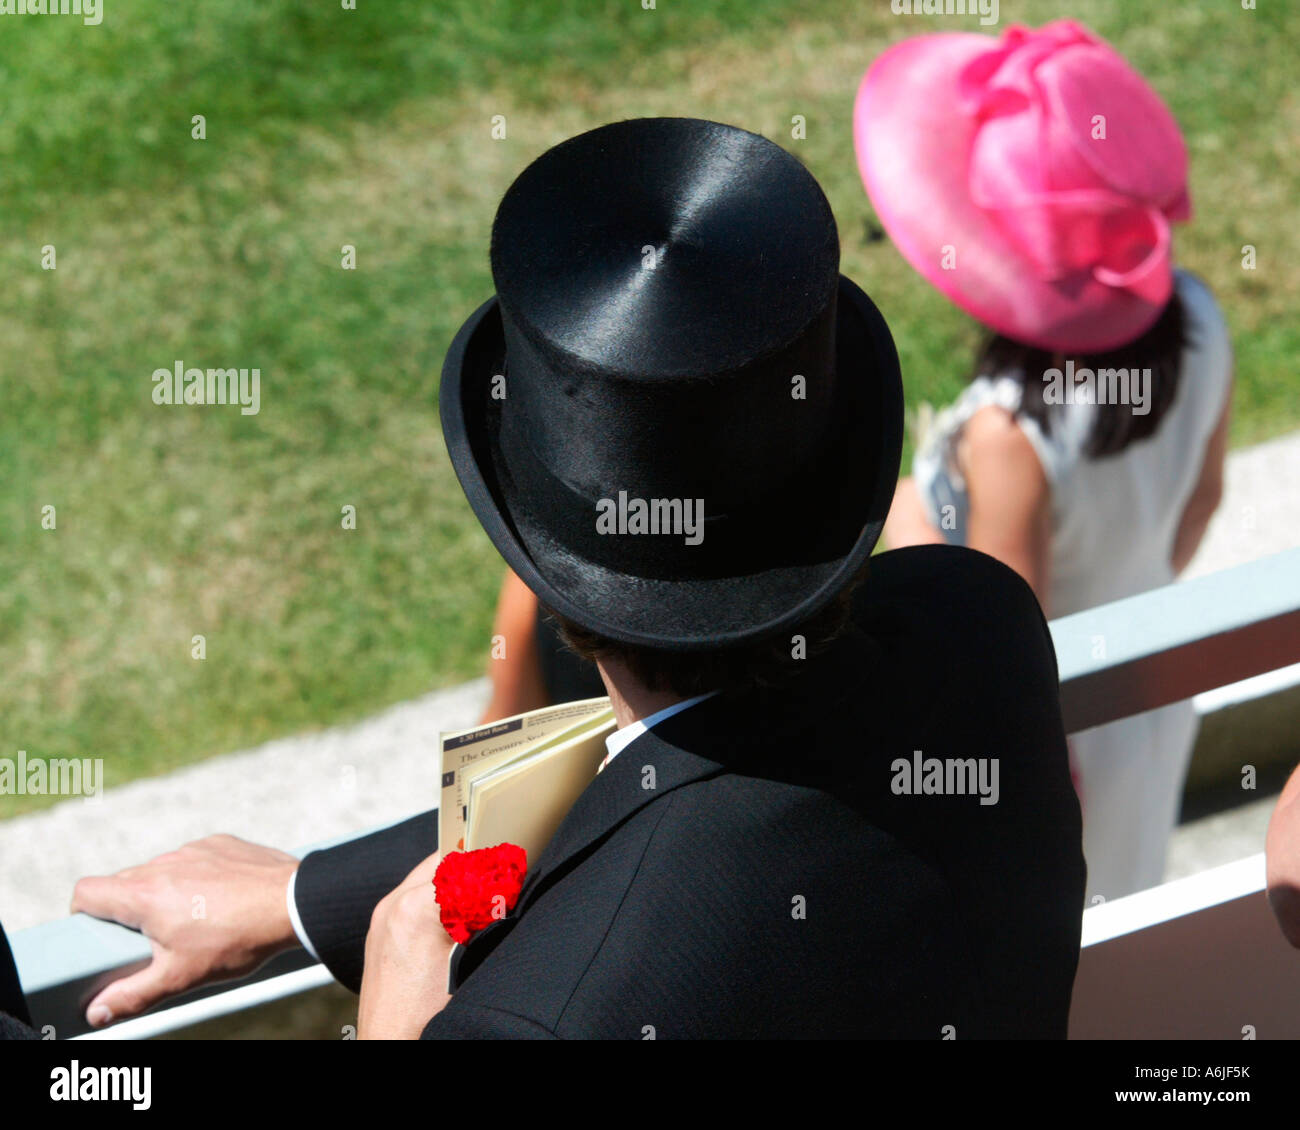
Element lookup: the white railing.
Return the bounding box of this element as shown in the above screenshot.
[13,547,1300,1039]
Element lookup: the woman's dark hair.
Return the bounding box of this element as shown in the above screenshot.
[543,565,867,699]
[974,291,1189,458]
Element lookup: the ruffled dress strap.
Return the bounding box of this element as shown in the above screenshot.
[911,374,1026,543]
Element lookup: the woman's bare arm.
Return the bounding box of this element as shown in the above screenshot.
[961,405,1053,614]
[1171,378,1233,575]
[883,476,946,549]
[478,569,549,723]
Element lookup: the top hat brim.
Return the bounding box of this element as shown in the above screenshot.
[439,274,903,653]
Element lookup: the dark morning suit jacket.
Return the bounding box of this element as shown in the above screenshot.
[295,545,1087,1038]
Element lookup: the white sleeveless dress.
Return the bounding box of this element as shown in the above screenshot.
[912,270,1233,902]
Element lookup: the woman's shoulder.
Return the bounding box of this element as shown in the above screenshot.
[1173,267,1217,305]
[1172,267,1233,404]
[915,371,1066,490]
[962,399,1033,453]
[1174,269,1231,349]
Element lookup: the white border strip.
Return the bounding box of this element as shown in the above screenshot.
[1194,661,1300,713]
[72,963,337,1041]
[1080,852,1266,948]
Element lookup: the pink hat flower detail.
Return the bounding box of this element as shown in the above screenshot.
[958,20,1190,306]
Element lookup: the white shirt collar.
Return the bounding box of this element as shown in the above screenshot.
[599,692,717,771]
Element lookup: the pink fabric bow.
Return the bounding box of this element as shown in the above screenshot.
[957,20,1190,305]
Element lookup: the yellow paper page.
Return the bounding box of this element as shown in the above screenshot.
[438,697,610,857]
[465,711,616,864]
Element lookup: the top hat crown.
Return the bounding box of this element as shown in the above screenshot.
[492,117,839,378]
[441,118,904,651]
[489,118,844,512]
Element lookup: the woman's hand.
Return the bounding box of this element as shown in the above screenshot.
[358,851,456,1039]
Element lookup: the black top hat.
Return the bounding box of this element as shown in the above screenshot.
[440,118,903,652]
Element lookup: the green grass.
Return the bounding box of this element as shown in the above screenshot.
[2,0,1297,815]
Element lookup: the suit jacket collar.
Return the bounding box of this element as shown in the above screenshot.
[517,618,883,911]
[450,620,884,988]
[514,713,728,915]
[447,710,730,990]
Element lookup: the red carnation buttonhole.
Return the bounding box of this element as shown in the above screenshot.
[433,843,528,945]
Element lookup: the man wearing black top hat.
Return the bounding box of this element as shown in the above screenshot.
[64,118,1084,1040]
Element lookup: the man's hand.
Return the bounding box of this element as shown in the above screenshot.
[71,834,300,1028]
[358,852,455,1040]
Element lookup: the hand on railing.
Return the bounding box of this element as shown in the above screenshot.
[70,834,300,1028]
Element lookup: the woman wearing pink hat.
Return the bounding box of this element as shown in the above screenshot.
[856,20,1233,902]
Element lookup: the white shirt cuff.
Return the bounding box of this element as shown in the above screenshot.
[285,867,321,962]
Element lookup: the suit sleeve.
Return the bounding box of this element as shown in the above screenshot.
[293,810,437,993]
[0,922,36,1039]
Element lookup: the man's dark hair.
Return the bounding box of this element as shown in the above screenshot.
[545,565,868,698]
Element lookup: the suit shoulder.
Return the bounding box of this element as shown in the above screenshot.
[856,544,1053,679]
[866,544,1041,615]
[620,776,960,944]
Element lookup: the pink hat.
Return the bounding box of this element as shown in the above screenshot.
[854,20,1190,353]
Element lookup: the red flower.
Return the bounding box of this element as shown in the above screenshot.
[433,843,528,945]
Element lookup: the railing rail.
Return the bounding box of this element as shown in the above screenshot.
[13,547,1300,1039]
[1052,547,1300,733]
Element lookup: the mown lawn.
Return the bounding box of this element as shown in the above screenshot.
[2,0,1296,814]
